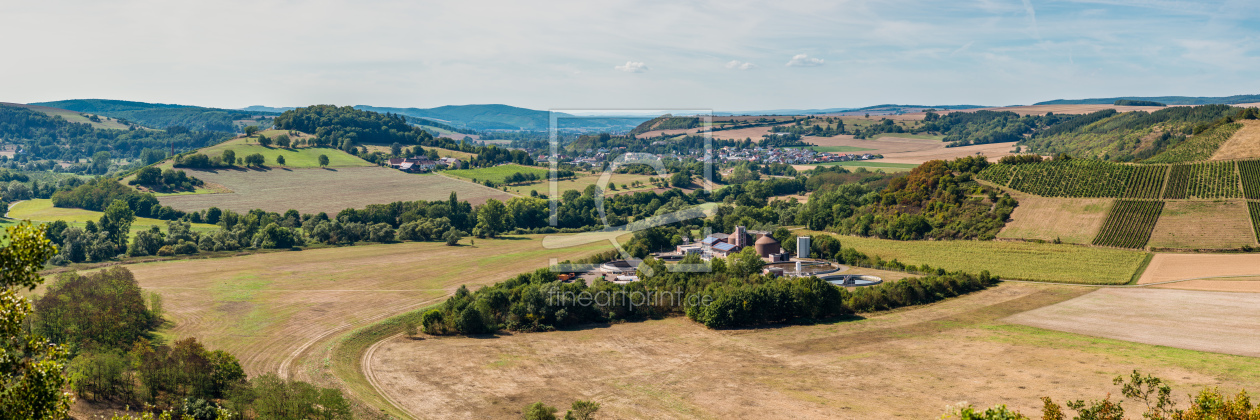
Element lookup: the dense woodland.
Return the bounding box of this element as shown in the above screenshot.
[0,104,232,173]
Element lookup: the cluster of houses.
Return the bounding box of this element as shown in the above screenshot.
[716,146,879,165]
[386,156,462,173]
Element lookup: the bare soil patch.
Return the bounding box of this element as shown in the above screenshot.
[1004,288,1260,357]
[1211,120,1260,161]
[366,282,1260,419]
[997,196,1113,244]
[1147,200,1256,250]
[1137,253,1260,284]
[158,166,514,214]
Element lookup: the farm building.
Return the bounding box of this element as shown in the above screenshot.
[388,157,437,172]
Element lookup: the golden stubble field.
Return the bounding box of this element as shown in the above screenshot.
[127,235,617,381]
[366,282,1260,419]
[1211,120,1260,161]
[996,195,1113,244]
[1147,200,1256,250]
[158,166,515,214]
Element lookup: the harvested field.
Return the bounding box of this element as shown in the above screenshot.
[1211,120,1260,161]
[158,167,514,214]
[711,125,776,141]
[1136,253,1260,284]
[129,235,617,381]
[997,196,1113,244]
[877,141,1018,164]
[1152,277,1260,293]
[366,282,1260,419]
[799,230,1148,284]
[1004,288,1260,357]
[1147,200,1255,249]
[807,135,940,153]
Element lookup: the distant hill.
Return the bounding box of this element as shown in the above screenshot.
[721,104,986,116]
[239,105,296,113]
[1036,95,1260,106]
[31,99,277,132]
[0,102,132,130]
[354,104,649,132]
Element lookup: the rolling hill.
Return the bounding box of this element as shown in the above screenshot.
[31,99,277,132]
[1037,94,1260,106]
[354,104,649,131]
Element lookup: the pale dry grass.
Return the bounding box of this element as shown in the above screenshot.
[158,166,514,214]
[1004,287,1260,357]
[367,282,1260,419]
[878,141,1019,164]
[129,235,617,380]
[997,196,1113,244]
[1137,253,1260,284]
[1147,200,1255,250]
[1211,120,1260,161]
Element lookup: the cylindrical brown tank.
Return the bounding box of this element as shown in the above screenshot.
[754,235,780,257]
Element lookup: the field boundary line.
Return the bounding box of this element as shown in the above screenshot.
[362,332,412,419]
[278,295,449,379]
[1002,273,1260,288]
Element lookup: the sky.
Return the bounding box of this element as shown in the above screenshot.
[1,0,1258,112]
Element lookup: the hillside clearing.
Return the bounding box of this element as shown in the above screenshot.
[444,164,549,184]
[2,102,132,130]
[8,199,218,237]
[366,282,1260,419]
[503,172,660,196]
[1147,200,1255,249]
[1004,288,1260,357]
[1212,120,1260,161]
[997,196,1112,244]
[801,231,1148,284]
[194,135,372,168]
[158,167,514,214]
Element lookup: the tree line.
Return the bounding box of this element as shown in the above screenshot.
[1,223,351,420]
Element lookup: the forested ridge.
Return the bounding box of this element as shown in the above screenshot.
[0,103,232,173]
[31,99,272,132]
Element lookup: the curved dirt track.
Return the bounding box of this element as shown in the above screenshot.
[129,236,616,384]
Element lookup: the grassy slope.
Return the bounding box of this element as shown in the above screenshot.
[801,230,1148,284]
[498,172,660,197]
[444,164,549,184]
[805,161,918,172]
[8,199,219,238]
[197,132,372,168]
[2,102,133,130]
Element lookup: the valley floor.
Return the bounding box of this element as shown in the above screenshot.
[366,282,1260,419]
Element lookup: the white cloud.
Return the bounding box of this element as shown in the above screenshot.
[615,61,649,73]
[725,60,756,70]
[785,54,824,67]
